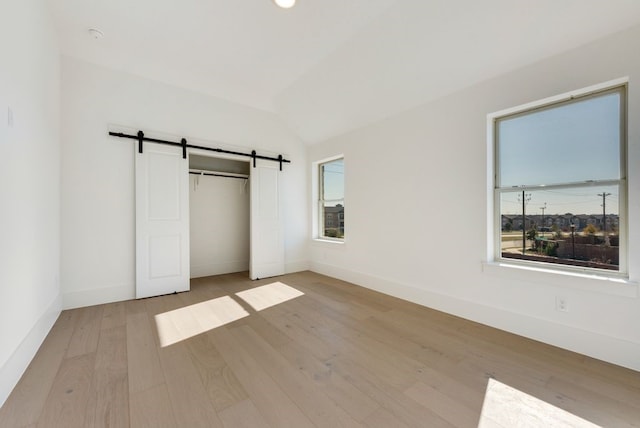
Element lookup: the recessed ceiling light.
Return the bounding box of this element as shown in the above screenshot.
[273,0,296,9]
[88,28,104,40]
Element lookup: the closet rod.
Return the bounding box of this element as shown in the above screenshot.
[108,130,291,170]
[189,171,248,180]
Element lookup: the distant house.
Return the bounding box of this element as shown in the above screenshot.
[324,204,344,235]
[501,213,619,232]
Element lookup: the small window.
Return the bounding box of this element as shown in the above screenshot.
[319,158,344,239]
[494,85,626,273]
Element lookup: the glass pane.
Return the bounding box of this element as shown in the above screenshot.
[321,159,344,201]
[322,200,344,238]
[498,91,621,187]
[499,185,619,271]
[320,158,344,239]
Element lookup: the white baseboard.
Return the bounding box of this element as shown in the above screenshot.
[285,260,310,274]
[62,260,310,310]
[0,292,62,408]
[190,261,249,279]
[310,261,640,372]
[63,283,135,310]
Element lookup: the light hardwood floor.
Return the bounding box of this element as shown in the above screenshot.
[1,271,639,427]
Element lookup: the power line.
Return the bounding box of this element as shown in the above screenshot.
[540,202,547,230]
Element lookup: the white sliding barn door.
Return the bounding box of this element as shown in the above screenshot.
[250,159,284,280]
[135,143,190,298]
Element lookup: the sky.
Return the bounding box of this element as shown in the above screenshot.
[501,185,619,217]
[322,158,344,204]
[497,89,622,216]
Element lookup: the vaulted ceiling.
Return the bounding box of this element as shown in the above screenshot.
[47,0,640,143]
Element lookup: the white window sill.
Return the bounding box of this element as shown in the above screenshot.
[481,261,638,298]
[313,238,345,245]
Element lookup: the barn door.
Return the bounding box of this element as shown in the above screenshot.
[250,159,284,279]
[135,143,190,298]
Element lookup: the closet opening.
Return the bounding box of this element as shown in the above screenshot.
[188,153,250,279]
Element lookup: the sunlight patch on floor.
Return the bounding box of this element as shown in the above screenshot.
[155,295,249,347]
[154,282,304,347]
[478,378,600,427]
[235,281,304,311]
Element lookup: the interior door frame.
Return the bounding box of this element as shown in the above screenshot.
[187,148,253,278]
[188,148,285,280]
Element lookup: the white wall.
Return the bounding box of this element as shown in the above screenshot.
[309,24,640,371]
[61,57,308,309]
[190,174,250,278]
[0,0,61,406]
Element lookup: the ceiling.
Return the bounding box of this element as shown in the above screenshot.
[46,0,640,144]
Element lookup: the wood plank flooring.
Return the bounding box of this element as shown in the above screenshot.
[1,271,639,427]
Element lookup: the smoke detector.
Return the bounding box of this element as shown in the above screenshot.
[88,28,104,40]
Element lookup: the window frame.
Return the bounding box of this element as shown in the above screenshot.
[316,156,345,242]
[491,81,628,277]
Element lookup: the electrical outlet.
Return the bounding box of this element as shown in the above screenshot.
[556,296,569,312]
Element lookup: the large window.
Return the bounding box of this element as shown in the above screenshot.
[319,158,344,239]
[494,84,626,274]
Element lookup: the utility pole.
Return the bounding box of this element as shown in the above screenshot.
[540,202,547,236]
[518,191,531,255]
[570,223,576,259]
[598,192,611,245]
